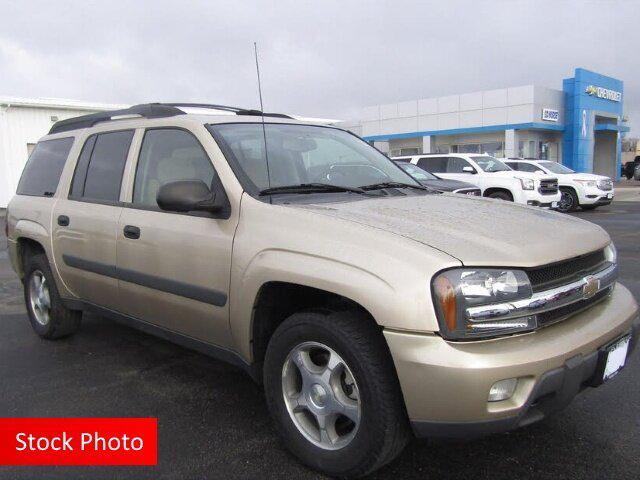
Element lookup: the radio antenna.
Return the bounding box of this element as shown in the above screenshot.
[254,42,272,192]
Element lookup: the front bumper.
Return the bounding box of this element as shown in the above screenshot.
[384,283,639,439]
[578,186,615,206]
[514,189,561,208]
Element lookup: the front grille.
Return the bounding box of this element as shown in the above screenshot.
[537,287,611,327]
[527,249,607,292]
[539,178,559,195]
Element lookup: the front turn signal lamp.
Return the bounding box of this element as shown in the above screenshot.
[432,268,535,340]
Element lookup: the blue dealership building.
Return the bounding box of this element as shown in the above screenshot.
[339,68,628,178]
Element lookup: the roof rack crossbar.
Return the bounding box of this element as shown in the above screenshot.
[49,102,293,134]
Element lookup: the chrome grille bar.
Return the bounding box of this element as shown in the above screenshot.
[466,263,617,322]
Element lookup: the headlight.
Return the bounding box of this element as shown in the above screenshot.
[575,179,597,188]
[597,179,612,190]
[432,268,534,340]
[517,177,535,190]
[604,242,617,264]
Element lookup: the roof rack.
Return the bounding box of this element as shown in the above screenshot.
[48,102,293,134]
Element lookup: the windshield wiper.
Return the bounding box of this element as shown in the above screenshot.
[358,181,429,191]
[259,183,374,196]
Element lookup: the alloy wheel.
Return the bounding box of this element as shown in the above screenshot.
[28,270,51,326]
[282,341,361,450]
[558,191,574,212]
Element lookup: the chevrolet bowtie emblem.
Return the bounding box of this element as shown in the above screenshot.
[583,275,600,299]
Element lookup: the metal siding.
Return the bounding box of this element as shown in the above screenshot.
[0,106,100,207]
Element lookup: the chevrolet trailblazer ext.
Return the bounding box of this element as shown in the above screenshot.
[6,103,639,478]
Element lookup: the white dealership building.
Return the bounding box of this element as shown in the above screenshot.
[0,97,125,208]
[339,68,628,179]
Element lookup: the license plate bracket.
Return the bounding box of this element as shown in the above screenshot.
[589,334,631,386]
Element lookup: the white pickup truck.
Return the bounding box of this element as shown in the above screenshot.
[392,154,561,208]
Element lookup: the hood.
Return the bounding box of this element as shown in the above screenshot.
[421,178,477,192]
[291,194,610,266]
[565,173,610,181]
[491,170,556,181]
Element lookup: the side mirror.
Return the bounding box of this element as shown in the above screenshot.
[157,180,223,213]
[462,166,476,174]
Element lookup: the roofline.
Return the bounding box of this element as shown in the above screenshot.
[362,122,565,141]
[0,95,128,112]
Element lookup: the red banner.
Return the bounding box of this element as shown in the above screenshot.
[0,418,157,465]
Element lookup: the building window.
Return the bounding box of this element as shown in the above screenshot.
[400,147,420,156]
[435,145,450,153]
[451,142,504,157]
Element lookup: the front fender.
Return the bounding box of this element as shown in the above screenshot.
[230,249,396,360]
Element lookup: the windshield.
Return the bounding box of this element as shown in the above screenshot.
[472,155,512,172]
[209,123,419,193]
[538,161,575,174]
[396,162,438,181]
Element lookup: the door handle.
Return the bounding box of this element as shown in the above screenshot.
[57,215,70,227]
[123,225,141,239]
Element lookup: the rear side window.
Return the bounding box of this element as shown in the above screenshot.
[505,162,519,170]
[417,156,446,173]
[70,130,134,203]
[17,137,74,196]
[515,163,539,173]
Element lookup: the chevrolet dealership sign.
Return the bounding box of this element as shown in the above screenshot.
[585,85,621,102]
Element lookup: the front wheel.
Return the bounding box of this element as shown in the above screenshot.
[263,310,410,478]
[487,191,513,201]
[557,188,578,212]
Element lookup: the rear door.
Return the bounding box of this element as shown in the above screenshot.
[52,129,134,310]
[115,127,236,347]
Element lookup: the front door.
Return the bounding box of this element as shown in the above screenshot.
[116,128,236,347]
[52,130,134,310]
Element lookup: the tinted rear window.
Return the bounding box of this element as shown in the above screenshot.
[417,156,447,173]
[72,130,134,203]
[16,137,74,196]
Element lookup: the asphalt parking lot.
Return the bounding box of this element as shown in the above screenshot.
[0,201,639,480]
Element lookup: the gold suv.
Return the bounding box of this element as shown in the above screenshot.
[6,103,639,477]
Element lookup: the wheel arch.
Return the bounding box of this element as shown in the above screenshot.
[250,281,379,369]
[15,236,47,280]
[483,187,514,200]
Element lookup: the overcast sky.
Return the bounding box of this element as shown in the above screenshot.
[2,0,638,134]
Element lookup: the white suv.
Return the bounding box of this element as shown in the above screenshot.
[504,159,614,213]
[394,154,561,208]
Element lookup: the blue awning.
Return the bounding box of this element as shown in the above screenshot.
[594,123,630,133]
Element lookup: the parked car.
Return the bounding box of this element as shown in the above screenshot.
[621,155,640,179]
[393,161,480,195]
[396,154,561,208]
[504,159,614,212]
[635,163,640,181]
[6,103,639,478]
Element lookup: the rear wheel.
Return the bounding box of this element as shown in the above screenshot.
[23,252,81,339]
[557,188,578,212]
[263,309,410,478]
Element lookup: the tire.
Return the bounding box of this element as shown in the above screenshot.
[557,188,579,213]
[23,251,81,339]
[263,309,410,478]
[487,191,513,201]
[581,205,598,211]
